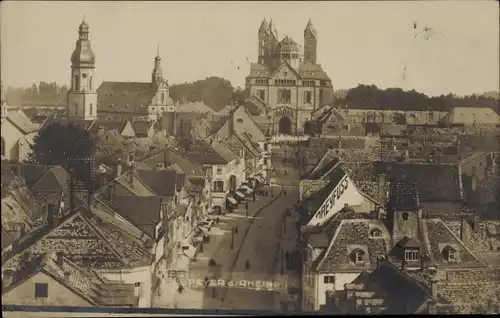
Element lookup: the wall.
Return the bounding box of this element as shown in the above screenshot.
[315,272,360,311]
[121,123,136,138]
[2,272,92,307]
[1,119,26,161]
[98,265,152,308]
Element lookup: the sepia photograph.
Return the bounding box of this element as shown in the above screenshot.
[1,0,499,316]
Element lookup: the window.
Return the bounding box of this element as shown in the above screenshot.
[402,212,409,220]
[0,137,4,156]
[370,228,382,238]
[74,75,80,90]
[277,89,292,104]
[259,90,266,100]
[303,80,315,87]
[213,181,224,192]
[216,166,223,175]
[274,79,297,86]
[256,79,267,85]
[448,250,456,260]
[162,92,165,104]
[89,103,93,115]
[90,76,93,90]
[35,283,48,298]
[355,251,364,263]
[404,248,419,262]
[323,275,335,284]
[304,91,312,104]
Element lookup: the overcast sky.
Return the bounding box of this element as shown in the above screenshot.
[1,1,498,96]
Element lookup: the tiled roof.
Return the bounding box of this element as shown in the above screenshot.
[2,164,56,190]
[302,166,347,216]
[131,121,153,137]
[6,109,40,134]
[315,216,390,272]
[91,120,129,134]
[3,253,138,307]
[233,106,267,141]
[3,206,154,270]
[350,261,431,314]
[114,173,156,197]
[1,178,38,227]
[136,169,177,196]
[97,82,157,114]
[1,165,16,198]
[182,140,231,165]
[298,63,331,80]
[380,123,406,137]
[247,63,271,78]
[306,151,341,180]
[2,228,13,250]
[442,107,500,125]
[32,166,69,193]
[211,142,238,163]
[374,162,462,203]
[176,101,212,114]
[388,180,420,210]
[458,135,499,157]
[138,149,206,178]
[110,196,163,238]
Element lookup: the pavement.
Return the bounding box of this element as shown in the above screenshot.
[152,160,301,310]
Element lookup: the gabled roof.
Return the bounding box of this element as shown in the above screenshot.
[441,107,500,125]
[138,148,206,178]
[176,101,212,114]
[269,60,301,79]
[3,252,139,307]
[374,162,462,203]
[97,82,157,114]
[232,105,266,141]
[211,141,238,163]
[2,204,154,270]
[32,166,69,193]
[6,109,40,134]
[136,169,178,196]
[90,120,130,134]
[110,196,163,238]
[114,173,156,197]
[298,63,331,80]
[182,140,232,165]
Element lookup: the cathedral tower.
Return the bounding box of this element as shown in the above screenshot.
[67,18,97,120]
[304,19,317,65]
[258,18,271,65]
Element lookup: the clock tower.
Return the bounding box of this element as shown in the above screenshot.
[67,18,97,120]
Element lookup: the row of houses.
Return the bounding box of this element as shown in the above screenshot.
[1,104,273,308]
[295,150,500,314]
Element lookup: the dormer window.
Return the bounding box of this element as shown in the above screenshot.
[350,249,365,264]
[404,248,419,262]
[402,212,409,221]
[370,228,382,238]
[442,245,458,262]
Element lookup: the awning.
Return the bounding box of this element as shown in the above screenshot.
[242,185,253,193]
[235,191,246,199]
[227,197,237,204]
[183,245,197,259]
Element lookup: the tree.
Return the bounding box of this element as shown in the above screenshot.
[29,123,97,190]
[393,112,407,125]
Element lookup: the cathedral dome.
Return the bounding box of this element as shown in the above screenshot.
[277,36,301,53]
[79,20,89,33]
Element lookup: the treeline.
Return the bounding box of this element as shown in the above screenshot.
[339,84,500,112]
[5,82,68,106]
[170,76,247,111]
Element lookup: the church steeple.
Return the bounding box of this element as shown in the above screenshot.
[304,18,318,65]
[152,45,164,84]
[67,17,97,121]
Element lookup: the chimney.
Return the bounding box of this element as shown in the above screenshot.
[56,252,64,267]
[164,150,170,168]
[401,260,408,272]
[378,174,386,206]
[430,277,439,301]
[2,269,15,289]
[116,158,122,177]
[107,183,114,204]
[460,215,470,244]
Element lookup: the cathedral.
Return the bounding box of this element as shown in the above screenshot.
[245,19,334,136]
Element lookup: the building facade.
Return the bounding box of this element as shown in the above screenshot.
[245,19,334,136]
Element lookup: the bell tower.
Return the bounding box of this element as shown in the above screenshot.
[304,19,317,65]
[67,17,97,121]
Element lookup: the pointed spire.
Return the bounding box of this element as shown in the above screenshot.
[259,18,269,31]
[305,18,317,36]
[157,44,160,56]
[269,19,278,39]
